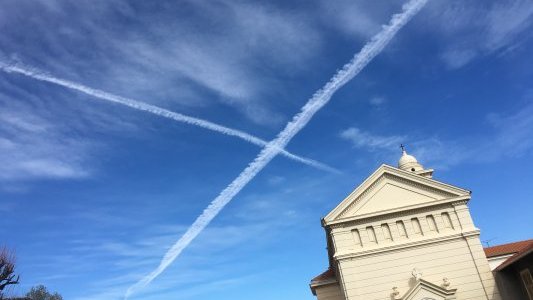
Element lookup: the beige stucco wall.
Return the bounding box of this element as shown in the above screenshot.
[314,166,501,300]
[329,204,500,300]
[337,237,499,299]
[314,283,345,300]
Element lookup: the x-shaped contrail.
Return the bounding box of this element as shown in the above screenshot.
[125,0,429,298]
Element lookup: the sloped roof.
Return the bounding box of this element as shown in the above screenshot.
[310,268,335,284]
[401,278,457,300]
[323,164,470,224]
[495,243,533,271]
[484,239,533,258]
[309,268,337,295]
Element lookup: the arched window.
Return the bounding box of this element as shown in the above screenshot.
[442,212,454,230]
[426,215,438,233]
[397,220,408,238]
[411,218,423,236]
[351,229,362,247]
[381,223,393,242]
[366,226,377,244]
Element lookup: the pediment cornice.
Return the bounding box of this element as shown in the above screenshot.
[324,165,470,225]
[328,195,470,228]
[400,278,457,300]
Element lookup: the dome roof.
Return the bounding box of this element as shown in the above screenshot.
[398,149,424,172]
[398,152,418,166]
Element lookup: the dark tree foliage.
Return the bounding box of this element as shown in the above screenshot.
[0,248,19,296]
[25,285,62,300]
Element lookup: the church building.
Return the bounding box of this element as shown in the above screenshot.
[310,149,502,300]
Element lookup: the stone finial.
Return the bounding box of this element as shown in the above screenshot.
[392,287,401,299]
[411,268,422,281]
[442,277,451,289]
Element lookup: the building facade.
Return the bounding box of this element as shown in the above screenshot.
[310,150,501,300]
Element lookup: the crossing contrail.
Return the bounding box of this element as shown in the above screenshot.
[0,62,339,174]
[124,0,429,298]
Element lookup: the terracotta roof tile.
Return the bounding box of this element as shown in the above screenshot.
[495,243,533,271]
[484,239,533,258]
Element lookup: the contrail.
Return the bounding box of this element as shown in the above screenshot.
[125,0,428,298]
[0,62,339,174]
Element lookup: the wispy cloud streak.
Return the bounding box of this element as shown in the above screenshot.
[340,127,405,150]
[0,62,338,174]
[125,0,428,297]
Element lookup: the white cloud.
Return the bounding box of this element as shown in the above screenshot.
[36,220,284,300]
[0,102,91,181]
[369,96,386,106]
[112,1,322,126]
[340,127,405,150]
[267,175,285,186]
[319,0,399,39]
[424,0,533,69]
[340,98,533,169]
[440,49,477,70]
[0,79,139,183]
[488,97,533,157]
[417,99,533,167]
[314,0,533,69]
[484,1,533,51]
[0,0,324,126]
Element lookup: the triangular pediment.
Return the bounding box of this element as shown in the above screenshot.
[401,279,457,300]
[324,165,470,224]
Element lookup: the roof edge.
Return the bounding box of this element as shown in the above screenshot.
[323,164,470,224]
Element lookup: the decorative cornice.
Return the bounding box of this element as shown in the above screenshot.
[385,165,470,194]
[334,230,480,261]
[451,199,469,206]
[327,195,470,228]
[399,278,457,300]
[331,170,466,223]
[330,203,455,229]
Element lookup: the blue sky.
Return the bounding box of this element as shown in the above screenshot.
[1,0,533,299]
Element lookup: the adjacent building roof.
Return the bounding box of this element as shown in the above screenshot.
[484,239,533,272]
[484,239,533,258]
[495,243,533,271]
[311,268,335,284]
[309,268,337,295]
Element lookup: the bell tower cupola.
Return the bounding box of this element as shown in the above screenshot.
[398,145,433,178]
